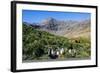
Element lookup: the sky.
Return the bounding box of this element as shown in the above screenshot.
[22,10,91,24]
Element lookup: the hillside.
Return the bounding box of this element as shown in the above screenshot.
[22,23,91,62]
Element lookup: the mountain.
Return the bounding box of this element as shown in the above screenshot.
[41,17,60,31]
[25,17,90,38]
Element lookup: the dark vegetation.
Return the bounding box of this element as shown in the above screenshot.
[22,23,91,61]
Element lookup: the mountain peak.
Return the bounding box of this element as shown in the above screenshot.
[41,17,57,25]
[46,17,56,21]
